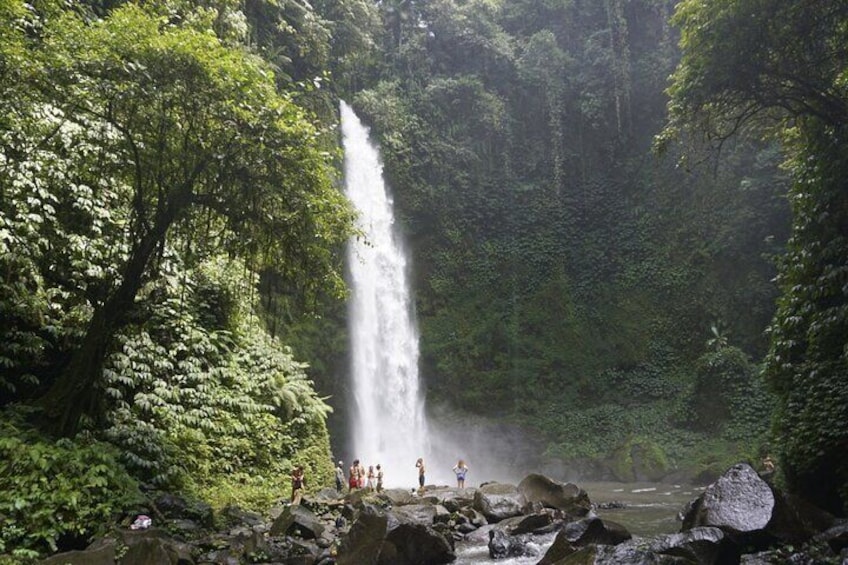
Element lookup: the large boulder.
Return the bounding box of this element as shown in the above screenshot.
[337,508,390,565]
[336,505,455,565]
[518,474,592,517]
[681,463,834,548]
[378,488,416,507]
[681,464,774,535]
[270,504,326,539]
[559,516,631,546]
[391,503,439,526]
[40,539,117,565]
[538,517,631,565]
[383,523,456,564]
[473,482,526,522]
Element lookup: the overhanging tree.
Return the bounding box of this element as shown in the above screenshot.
[663,0,848,514]
[29,4,354,436]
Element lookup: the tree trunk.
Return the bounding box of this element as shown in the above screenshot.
[38,220,170,437]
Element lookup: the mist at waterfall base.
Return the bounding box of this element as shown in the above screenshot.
[341,101,538,489]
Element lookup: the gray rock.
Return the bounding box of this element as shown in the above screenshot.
[681,464,774,534]
[473,482,526,522]
[559,516,632,546]
[378,488,416,507]
[488,528,531,559]
[460,507,487,527]
[559,544,694,564]
[270,504,325,539]
[505,512,554,535]
[518,474,592,518]
[391,503,438,526]
[39,539,117,565]
[639,526,738,565]
[424,487,476,512]
[337,507,390,565]
[681,462,835,549]
[384,523,456,564]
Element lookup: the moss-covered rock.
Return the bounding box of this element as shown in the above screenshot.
[608,437,670,482]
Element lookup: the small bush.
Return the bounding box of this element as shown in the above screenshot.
[0,409,141,558]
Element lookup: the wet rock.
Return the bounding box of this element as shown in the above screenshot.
[460,507,487,527]
[639,526,738,565]
[384,523,456,564]
[488,528,531,559]
[681,463,835,549]
[337,507,390,565]
[559,516,632,546]
[559,544,694,564]
[518,474,592,518]
[505,511,554,535]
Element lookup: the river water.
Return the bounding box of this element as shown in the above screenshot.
[455,481,700,564]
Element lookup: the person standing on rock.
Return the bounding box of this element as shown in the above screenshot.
[358,460,366,489]
[334,460,345,492]
[376,464,384,492]
[366,465,376,491]
[290,466,306,504]
[415,457,426,491]
[453,459,469,488]
[349,459,360,491]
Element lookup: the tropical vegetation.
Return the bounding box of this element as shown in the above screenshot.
[1,0,846,559]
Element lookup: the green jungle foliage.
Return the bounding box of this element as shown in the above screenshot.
[667,0,848,515]
[0,0,373,557]
[334,0,789,480]
[0,409,141,559]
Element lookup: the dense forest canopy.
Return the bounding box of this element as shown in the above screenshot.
[0,0,846,558]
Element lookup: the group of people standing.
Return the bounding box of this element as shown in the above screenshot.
[292,457,470,504]
[336,459,384,493]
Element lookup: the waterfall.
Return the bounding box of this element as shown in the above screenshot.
[341,101,430,488]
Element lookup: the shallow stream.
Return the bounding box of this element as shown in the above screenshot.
[455,481,702,564]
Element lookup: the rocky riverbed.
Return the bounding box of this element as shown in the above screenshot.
[40,464,848,564]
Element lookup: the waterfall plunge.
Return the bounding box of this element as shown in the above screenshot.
[341,102,431,487]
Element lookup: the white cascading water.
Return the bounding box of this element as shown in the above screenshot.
[341,101,431,487]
